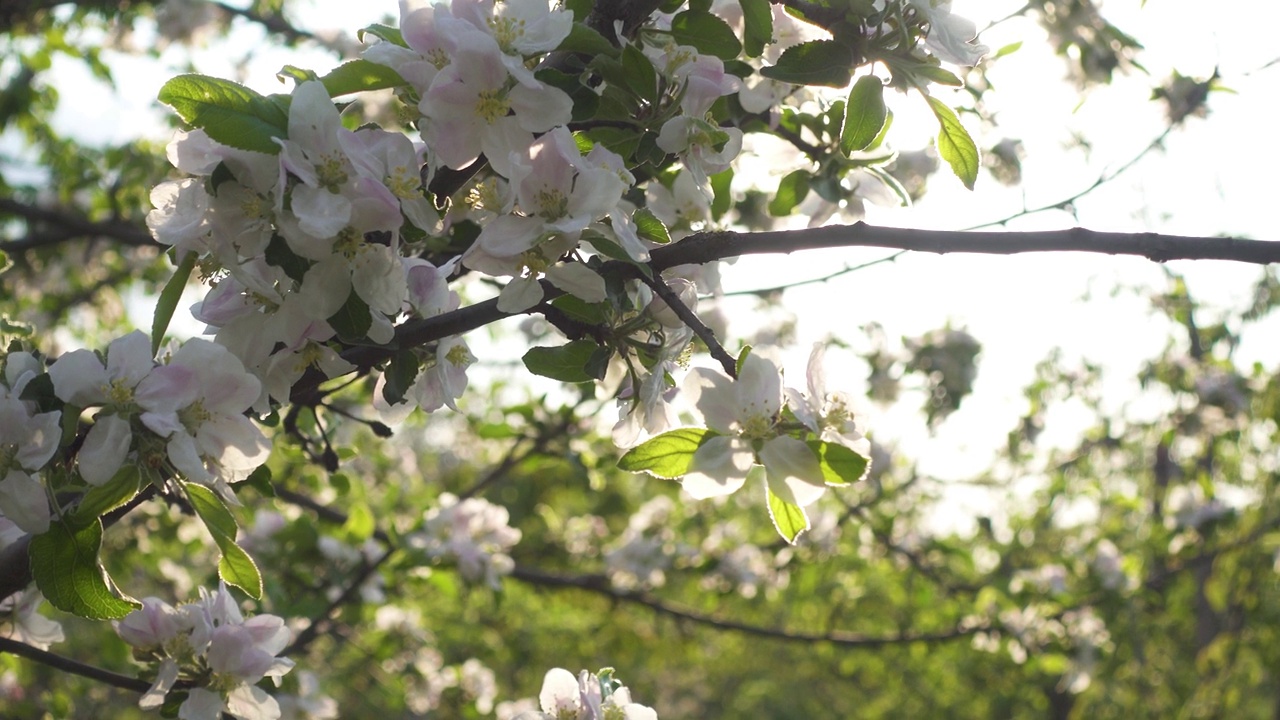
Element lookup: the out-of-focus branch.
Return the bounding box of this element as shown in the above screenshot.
[0,198,159,251]
[507,565,984,648]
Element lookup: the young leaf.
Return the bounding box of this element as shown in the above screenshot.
[669,11,742,61]
[925,96,979,190]
[841,75,887,154]
[382,350,421,407]
[766,483,810,544]
[328,289,373,343]
[617,427,712,478]
[557,22,618,57]
[633,207,671,244]
[30,520,140,619]
[152,250,196,356]
[357,23,406,47]
[806,440,871,486]
[158,74,289,154]
[620,43,659,102]
[218,542,263,600]
[71,464,143,526]
[768,169,811,216]
[760,40,855,88]
[185,482,263,598]
[523,340,600,383]
[710,168,733,220]
[740,0,773,58]
[318,59,407,97]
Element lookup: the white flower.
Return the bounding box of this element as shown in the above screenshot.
[681,352,825,507]
[0,394,60,534]
[134,338,270,491]
[0,590,64,650]
[785,343,872,459]
[906,0,988,66]
[48,330,155,485]
[410,494,521,589]
[147,178,212,254]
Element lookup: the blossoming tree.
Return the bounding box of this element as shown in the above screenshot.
[2,0,1278,716]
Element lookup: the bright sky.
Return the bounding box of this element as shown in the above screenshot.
[12,0,1280,532]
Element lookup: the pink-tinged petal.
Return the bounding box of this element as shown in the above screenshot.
[682,368,737,435]
[477,214,542,258]
[805,342,827,400]
[508,83,573,133]
[290,185,351,240]
[106,331,155,388]
[352,245,408,316]
[287,81,342,154]
[424,118,482,171]
[760,436,826,507]
[785,386,819,432]
[178,687,225,720]
[168,432,214,483]
[681,436,752,499]
[48,349,108,405]
[737,352,782,419]
[136,363,200,415]
[17,410,61,471]
[116,597,181,649]
[140,658,180,710]
[496,275,544,313]
[140,410,184,438]
[544,263,605,303]
[225,684,282,720]
[0,470,50,534]
[166,129,223,175]
[197,415,270,476]
[479,117,534,179]
[79,415,132,486]
[538,668,581,715]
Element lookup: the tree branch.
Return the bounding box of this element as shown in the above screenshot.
[507,565,984,648]
[0,636,150,693]
[0,198,159,251]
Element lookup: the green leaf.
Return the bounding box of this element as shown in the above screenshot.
[357,23,406,47]
[344,501,376,542]
[620,43,659,103]
[925,96,979,190]
[184,482,262,598]
[318,59,407,97]
[523,340,600,383]
[71,463,142,526]
[807,440,870,486]
[157,74,289,154]
[617,427,712,478]
[739,0,773,58]
[766,482,810,544]
[670,11,742,61]
[550,295,610,325]
[264,233,311,283]
[328,289,373,343]
[760,40,854,88]
[910,64,964,87]
[30,520,139,619]
[768,169,811,216]
[152,251,196,356]
[710,168,733,220]
[633,207,671,245]
[992,41,1023,59]
[382,350,421,407]
[218,542,263,599]
[841,75,887,154]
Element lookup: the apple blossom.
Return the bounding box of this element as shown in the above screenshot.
[680,351,825,508]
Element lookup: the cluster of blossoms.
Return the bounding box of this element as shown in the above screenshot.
[677,344,871,510]
[0,332,268,532]
[514,668,657,720]
[408,493,522,589]
[115,583,294,720]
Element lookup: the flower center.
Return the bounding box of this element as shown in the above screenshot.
[474,89,511,124]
